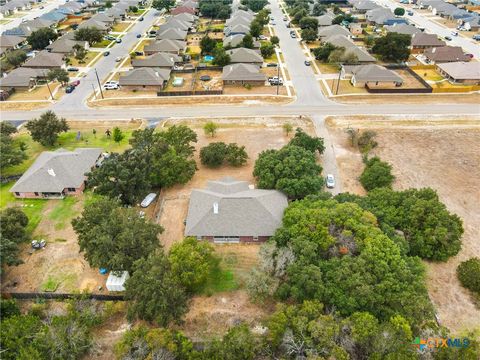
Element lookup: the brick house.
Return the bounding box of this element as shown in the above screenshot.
[184,177,288,243]
[10,148,103,199]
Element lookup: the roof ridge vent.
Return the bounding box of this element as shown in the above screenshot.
[213,202,219,214]
[47,168,56,177]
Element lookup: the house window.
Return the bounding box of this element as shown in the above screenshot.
[15,192,20,196]
[253,236,259,241]
[67,188,76,192]
[34,192,39,196]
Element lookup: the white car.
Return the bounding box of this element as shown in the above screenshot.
[258,35,268,40]
[104,81,119,90]
[141,193,157,208]
[326,174,335,188]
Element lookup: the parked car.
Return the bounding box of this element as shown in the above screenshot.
[473,34,480,41]
[65,85,75,93]
[200,75,211,81]
[290,32,296,38]
[104,81,119,90]
[268,76,283,85]
[139,17,144,21]
[136,34,142,38]
[105,35,116,41]
[104,51,110,56]
[70,80,80,87]
[258,35,268,40]
[39,5,44,9]
[304,60,311,66]
[141,193,157,208]
[283,17,287,21]
[266,62,278,67]
[451,31,458,37]
[407,10,413,15]
[326,174,335,188]
[134,51,144,56]
[115,38,122,43]
[444,36,452,41]
[67,67,79,72]
[115,56,122,62]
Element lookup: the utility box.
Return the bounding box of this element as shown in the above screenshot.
[106,271,129,292]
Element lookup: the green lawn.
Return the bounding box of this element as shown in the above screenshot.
[202,267,239,295]
[48,197,80,230]
[68,51,100,67]
[3,130,133,177]
[41,273,77,292]
[92,39,113,48]
[0,182,47,234]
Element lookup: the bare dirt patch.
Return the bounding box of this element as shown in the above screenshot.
[0,101,50,111]
[333,93,480,104]
[326,115,480,335]
[157,116,314,249]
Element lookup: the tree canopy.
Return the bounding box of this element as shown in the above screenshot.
[457,258,480,294]
[72,197,163,272]
[253,145,323,199]
[372,32,411,62]
[74,27,103,45]
[288,128,325,154]
[152,0,175,10]
[359,156,395,191]
[5,49,27,67]
[47,68,69,85]
[25,111,69,147]
[0,208,29,271]
[200,35,217,55]
[0,122,26,170]
[199,0,232,19]
[27,28,58,50]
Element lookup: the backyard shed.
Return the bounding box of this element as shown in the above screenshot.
[106,271,129,292]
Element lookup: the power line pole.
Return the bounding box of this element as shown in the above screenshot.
[43,71,54,100]
[91,83,97,100]
[277,61,280,95]
[95,68,104,99]
[335,64,342,95]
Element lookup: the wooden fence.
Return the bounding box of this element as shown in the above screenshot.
[157,90,223,96]
[2,292,125,301]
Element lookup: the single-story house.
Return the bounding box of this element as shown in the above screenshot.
[156,27,188,41]
[322,35,376,62]
[366,8,407,25]
[91,13,116,25]
[316,14,334,27]
[224,23,250,36]
[0,35,26,53]
[350,0,379,13]
[436,61,480,84]
[23,51,65,69]
[170,6,196,15]
[423,46,470,63]
[231,9,254,20]
[184,177,288,243]
[411,33,445,52]
[105,7,126,20]
[461,16,480,31]
[78,18,110,32]
[0,67,45,90]
[223,34,245,48]
[171,13,197,24]
[46,37,89,54]
[40,10,67,22]
[143,39,186,55]
[181,0,198,9]
[226,47,263,65]
[226,15,252,28]
[222,63,266,85]
[385,23,421,35]
[131,52,182,68]
[342,64,403,87]
[159,18,191,32]
[318,25,352,39]
[10,148,103,199]
[118,67,171,91]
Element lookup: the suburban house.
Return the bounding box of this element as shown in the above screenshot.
[90,13,116,25]
[385,23,421,35]
[144,39,186,55]
[225,16,252,28]
[349,23,363,35]
[411,33,446,52]
[226,47,263,65]
[0,35,26,54]
[342,64,403,87]
[423,46,470,63]
[184,177,288,243]
[170,6,196,15]
[318,25,352,39]
[224,23,250,36]
[118,67,171,91]
[366,7,407,25]
[159,18,191,32]
[0,67,45,91]
[23,51,65,69]
[436,61,480,84]
[461,16,480,31]
[10,148,103,199]
[223,34,246,48]
[316,13,334,26]
[322,35,376,62]
[156,28,188,41]
[171,13,197,24]
[78,18,110,32]
[46,36,89,54]
[131,52,182,68]
[222,63,266,85]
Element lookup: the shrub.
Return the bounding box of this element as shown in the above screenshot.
[457,258,480,294]
[200,142,227,167]
[359,156,394,191]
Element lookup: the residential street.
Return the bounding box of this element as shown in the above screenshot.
[1,0,67,31]
[52,8,158,111]
[372,0,480,58]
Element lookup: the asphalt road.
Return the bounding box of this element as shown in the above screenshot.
[1,0,67,32]
[52,9,158,111]
[372,0,480,58]
[269,1,331,105]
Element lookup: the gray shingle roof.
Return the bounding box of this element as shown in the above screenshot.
[144,39,186,53]
[349,64,403,82]
[159,18,191,31]
[185,177,288,237]
[156,27,188,40]
[411,33,445,47]
[424,46,469,62]
[323,35,375,62]
[222,63,266,81]
[171,13,197,23]
[316,14,334,26]
[318,25,351,38]
[46,37,87,54]
[131,52,181,67]
[23,51,64,68]
[385,23,421,35]
[223,34,245,47]
[437,61,480,80]
[119,67,171,86]
[0,35,25,49]
[10,148,102,193]
[226,47,263,64]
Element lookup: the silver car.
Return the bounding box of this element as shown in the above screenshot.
[326,174,335,188]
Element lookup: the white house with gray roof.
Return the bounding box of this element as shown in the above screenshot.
[10,148,103,199]
[185,177,288,243]
[342,64,403,87]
